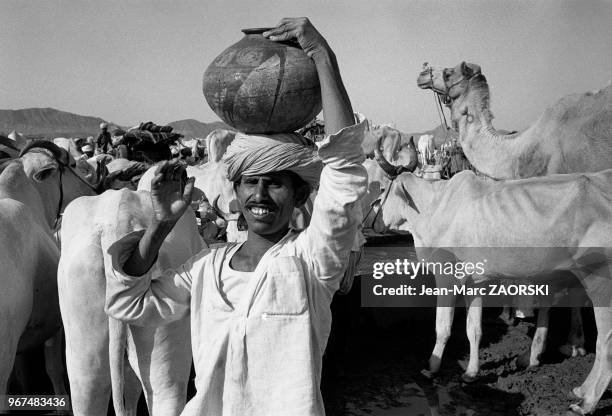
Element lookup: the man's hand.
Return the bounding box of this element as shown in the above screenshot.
[265,17,353,133]
[150,161,195,225]
[263,18,329,59]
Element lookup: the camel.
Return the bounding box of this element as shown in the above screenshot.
[417,61,612,364]
[417,62,612,180]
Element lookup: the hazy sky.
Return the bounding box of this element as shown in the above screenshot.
[1,0,611,132]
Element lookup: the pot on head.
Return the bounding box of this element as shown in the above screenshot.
[203,28,322,134]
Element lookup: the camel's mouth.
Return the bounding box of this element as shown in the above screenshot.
[417,70,434,89]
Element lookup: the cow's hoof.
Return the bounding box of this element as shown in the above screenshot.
[498,314,515,326]
[560,344,587,358]
[569,387,584,400]
[559,344,572,357]
[461,373,478,383]
[568,403,586,415]
[516,352,535,369]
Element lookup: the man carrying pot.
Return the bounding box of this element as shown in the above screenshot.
[105,17,366,416]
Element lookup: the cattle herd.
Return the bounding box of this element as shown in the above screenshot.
[1,62,611,415]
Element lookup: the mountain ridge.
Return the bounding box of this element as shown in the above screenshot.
[0,107,232,139]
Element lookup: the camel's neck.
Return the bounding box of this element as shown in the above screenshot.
[452,80,529,179]
[460,124,526,179]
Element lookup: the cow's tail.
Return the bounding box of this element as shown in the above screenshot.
[109,317,128,416]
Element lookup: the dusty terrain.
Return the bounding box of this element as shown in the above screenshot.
[321,237,612,416]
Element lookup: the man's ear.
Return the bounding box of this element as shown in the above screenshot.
[294,184,311,208]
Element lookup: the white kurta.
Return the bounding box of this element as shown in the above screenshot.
[105,122,368,416]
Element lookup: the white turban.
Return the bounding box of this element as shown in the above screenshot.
[223,132,323,188]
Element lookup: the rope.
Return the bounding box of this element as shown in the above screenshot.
[369,177,396,231]
[434,92,449,130]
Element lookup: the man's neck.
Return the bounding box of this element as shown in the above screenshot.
[231,227,290,272]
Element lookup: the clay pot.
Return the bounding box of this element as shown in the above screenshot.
[202,28,322,134]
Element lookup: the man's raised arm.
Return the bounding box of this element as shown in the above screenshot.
[263,17,354,134]
[266,18,367,283]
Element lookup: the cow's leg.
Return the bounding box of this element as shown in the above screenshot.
[463,294,482,382]
[64,325,111,416]
[498,306,514,326]
[528,307,550,368]
[123,356,143,416]
[44,329,70,415]
[423,290,457,378]
[128,319,191,416]
[44,329,68,396]
[560,306,587,358]
[10,354,31,393]
[59,254,111,416]
[424,306,455,378]
[569,306,612,415]
[0,302,31,395]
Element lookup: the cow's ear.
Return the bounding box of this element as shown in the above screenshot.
[32,165,58,182]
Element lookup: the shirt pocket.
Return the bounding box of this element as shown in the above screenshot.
[260,256,308,317]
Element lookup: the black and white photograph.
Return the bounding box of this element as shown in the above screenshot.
[1,1,611,415]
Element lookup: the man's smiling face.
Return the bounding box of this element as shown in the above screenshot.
[235,171,308,237]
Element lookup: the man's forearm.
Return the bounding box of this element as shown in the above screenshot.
[122,220,175,276]
[313,49,354,135]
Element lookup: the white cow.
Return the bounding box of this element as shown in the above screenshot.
[362,133,419,229]
[0,141,97,396]
[58,164,203,416]
[186,129,244,243]
[373,145,612,415]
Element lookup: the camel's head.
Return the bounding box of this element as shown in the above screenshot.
[451,77,495,143]
[417,62,481,102]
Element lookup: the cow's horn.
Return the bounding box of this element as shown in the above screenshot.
[211,195,227,221]
[211,195,242,222]
[373,135,418,179]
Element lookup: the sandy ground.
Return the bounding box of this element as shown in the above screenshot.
[321,287,612,416]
